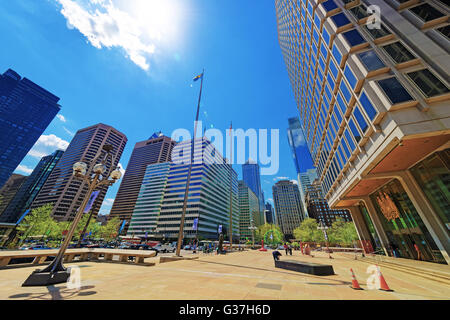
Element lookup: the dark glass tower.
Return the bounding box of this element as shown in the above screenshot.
[0,150,64,223]
[287,117,314,174]
[0,69,61,188]
[242,160,265,212]
[0,174,28,215]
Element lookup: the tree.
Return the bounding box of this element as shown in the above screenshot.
[293,218,324,243]
[255,224,284,245]
[328,219,359,247]
[17,204,58,241]
[98,216,121,242]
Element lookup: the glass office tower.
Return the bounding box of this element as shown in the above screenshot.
[239,181,263,241]
[0,150,64,223]
[242,160,265,213]
[276,0,450,263]
[0,69,60,188]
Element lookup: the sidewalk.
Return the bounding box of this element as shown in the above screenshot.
[0,250,448,300]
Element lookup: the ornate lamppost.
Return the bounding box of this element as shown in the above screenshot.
[22,145,122,286]
[317,220,333,259]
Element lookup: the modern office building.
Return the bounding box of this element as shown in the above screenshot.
[0,174,28,215]
[305,180,352,227]
[110,133,175,227]
[0,150,64,223]
[126,138,240,241]
[264,202,276,224]
[0,69,61,188]
[238,181,263,241]
[276,0,450,263]
[242,160,265,212]
[298,168,319,216]
[31,124,127,221]
[272,180,305,239]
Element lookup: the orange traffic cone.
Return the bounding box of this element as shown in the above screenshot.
[350,268,363,290]
[377,265,393,292]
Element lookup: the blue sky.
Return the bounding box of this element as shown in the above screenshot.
[1,0,310,214]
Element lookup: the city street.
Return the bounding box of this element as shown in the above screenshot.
[0,250,448,300]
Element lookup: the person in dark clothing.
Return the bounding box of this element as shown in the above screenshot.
[284,243,288,255]
[272,250,282,261]
[289,246,293,256]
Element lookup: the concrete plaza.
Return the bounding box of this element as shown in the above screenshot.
[0,250,449,300]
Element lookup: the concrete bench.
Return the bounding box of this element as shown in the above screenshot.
[0,248,156,268]
[275,260,335,276]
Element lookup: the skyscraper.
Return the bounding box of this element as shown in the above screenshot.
[305,180,352,227]
[0,69,61,188]
[276,0,450,263]
[110,134,176,224]
[242,160,265,213]
[31,124,127,221]
[264,202,276,224]
[0,150,64,223]
[0,174,28,215]
[287,117,314,174]
[298,168,318,216]
[272,180,305,239]
[126,138,240,241]
[238,181,263,241]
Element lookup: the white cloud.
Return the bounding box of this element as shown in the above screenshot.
[102,198,114,206]
[274,176,289,181]
[266,198,274,204]
[55,0,184,71]
[56,114,67,122]
[28,134,70,159]
[16,164,33,175]
[291,179,298,185]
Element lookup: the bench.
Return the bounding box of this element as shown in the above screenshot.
[275,260,334,276]
[0,248,156,268]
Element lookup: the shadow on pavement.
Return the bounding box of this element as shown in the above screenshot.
[9,285,97,300]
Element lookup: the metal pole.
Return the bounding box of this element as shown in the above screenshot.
[176,69,204,257]
[228,122,233,251]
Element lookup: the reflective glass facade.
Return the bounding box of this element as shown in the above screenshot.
[0,69,60,188]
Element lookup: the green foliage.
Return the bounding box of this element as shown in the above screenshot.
[293,218,324,243]
[328,219,359,247]
[255,224,284,245]
[17,204,58,241]
[98,216,121,241]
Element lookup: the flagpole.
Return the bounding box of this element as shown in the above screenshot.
[228,122,233,251]
[176,69,204,257]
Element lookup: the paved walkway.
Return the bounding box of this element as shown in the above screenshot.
[0,250,449,300]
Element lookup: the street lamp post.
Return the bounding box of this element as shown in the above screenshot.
[22,145,122,287]
[317,220,333,259]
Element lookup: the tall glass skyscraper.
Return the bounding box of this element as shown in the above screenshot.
[287,117,314,174]
[276,0,450,263]
[31,124,127,221]
[239,180,263,241]
[127,138,240,241]
[0,150,64,223]
[0,69,60,188]
[242,160,265,213]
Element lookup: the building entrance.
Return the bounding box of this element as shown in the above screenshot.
[370,179,445,264]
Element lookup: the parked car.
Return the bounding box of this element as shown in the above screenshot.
[183,245,193,250]
[153,243,176,253]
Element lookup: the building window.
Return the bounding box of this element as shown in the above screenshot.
[382,42,415,64]
[349,4,368,20]
[343,29,366,47]
[340,81,352,102]
[364,24,391,39]
[344,129,356,151]
[348,118,362,143]
[332,44,342,64]
[436,25,450,41]
[344,65,357,89]
[359,91,377,120]
[323,28,331,45]
[331,12,351,28]
[406,69,449,98]
[409,3,445,23]
[358,50,385,71]
[322,0,338,12]
[377,77,413,104]
[353,106,369,133]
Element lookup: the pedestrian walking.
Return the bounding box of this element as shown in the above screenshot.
[289,245,293,255]
[284,243,288,255]
[412,241,422,261]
